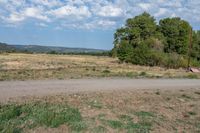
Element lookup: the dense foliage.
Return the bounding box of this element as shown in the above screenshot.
[112,12,200,68]
[192,31,200,62]
[159,17,191,54]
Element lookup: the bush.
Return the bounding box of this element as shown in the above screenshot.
[129,43,150,65]
[145,52,165,66]
[191,59,200,67]
[163,54,188,68]
[130,47,189,68]
[117,40,133,63]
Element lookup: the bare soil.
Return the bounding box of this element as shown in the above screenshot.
[0,79,200,103]
[9,86,200,133]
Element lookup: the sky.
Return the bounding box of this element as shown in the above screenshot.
[0,0,200,50]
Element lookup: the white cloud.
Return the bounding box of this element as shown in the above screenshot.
[154,8,167,17]
[0,0,200,29]
[23,7,49,21]
[138,3,152,10]
[32,0,62,7]
[61,19,116,30]
[5,13,25,23]
[0,0,7,4]
[97,5,123,17]
[98,20,116,27]
[36,23,48,27]
[49,5,91,19]
[171,13,177,18]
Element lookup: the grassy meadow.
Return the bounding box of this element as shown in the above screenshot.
[0,53,199,81]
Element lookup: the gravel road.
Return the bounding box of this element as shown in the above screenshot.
[0,79,200,102]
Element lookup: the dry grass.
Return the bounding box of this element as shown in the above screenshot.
[0,53,199,80]
[2,88,200,133]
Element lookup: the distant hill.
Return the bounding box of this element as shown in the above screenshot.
[0,42,107,54]
[13,45,107,53]
[0,42,16,52]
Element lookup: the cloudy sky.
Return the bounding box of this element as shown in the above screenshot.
[0,0,200,49]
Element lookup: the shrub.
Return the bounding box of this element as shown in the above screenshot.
[163,53,188,68]
[191,59,200,67]
[102,70,111,74]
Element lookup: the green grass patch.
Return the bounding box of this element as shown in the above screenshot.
[0,102,86,132]
[134,111,155,118]
[194,92,200,95]
[106,120,123,129]
[181,94,193,99]
[91,125,107,133]
[100,112,154,132]
[139,71,147,76]
[195,123,200,129]
[188,111,197,116]
[102,69,111,74]
[185,74,198,79]
[125,72,137,78]
[119,114,132,121]
[155,91,160,95]
[125,121,152,133]
[118,114,152,132]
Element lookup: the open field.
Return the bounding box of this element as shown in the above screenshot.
[1,54,200,133]
[1,86,200,133]
[0,53,199,81]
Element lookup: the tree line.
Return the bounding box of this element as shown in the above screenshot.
[0,42,111,56]
[112,12,200,68]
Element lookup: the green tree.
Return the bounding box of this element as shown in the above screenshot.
[112,12,199,68]
[117,40,133,62]
[192,31,200,61]
[126,12,157,41]
[159,17,191,54]
[112,12,163,64]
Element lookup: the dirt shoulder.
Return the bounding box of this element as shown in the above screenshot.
[0,79,200,103]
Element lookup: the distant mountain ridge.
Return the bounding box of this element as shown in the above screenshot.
[0,42,16,52]
[0,42,107,53]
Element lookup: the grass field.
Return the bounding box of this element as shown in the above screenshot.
[1,53,200,133]
[1,88,200,133]
[0,53,199,80]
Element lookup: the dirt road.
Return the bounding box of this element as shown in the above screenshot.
[0,79,200,102]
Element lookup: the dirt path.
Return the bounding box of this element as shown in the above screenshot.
[0,79,200,102]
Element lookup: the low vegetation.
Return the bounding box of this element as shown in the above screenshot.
[0,103,86,132]
[1,88,200,132]
[0,53,199,81]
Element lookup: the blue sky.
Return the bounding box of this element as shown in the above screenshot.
[0,0,200,50]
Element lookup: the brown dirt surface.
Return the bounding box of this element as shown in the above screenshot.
[0,79,200,103]
[6,86,200,133]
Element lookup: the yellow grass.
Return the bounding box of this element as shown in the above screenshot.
[0,53,199,80]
